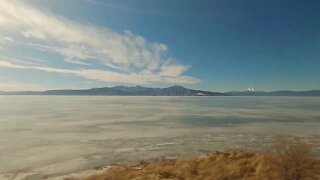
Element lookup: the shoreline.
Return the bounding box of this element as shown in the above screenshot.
[3,137,320,180]
[50,148,320,180]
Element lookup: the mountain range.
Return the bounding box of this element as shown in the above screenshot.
[0,85,224,96]
[1,86,320,96]
[226,90,320,96]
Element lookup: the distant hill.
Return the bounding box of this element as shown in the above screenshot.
[0,85,226,96]
[2,86,320,96]
[226,90,320,96]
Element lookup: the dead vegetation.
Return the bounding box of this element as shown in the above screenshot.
[267,137,320,180]
[84,137,320,180]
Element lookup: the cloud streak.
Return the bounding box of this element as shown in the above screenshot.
[0,60,200,85]
[0,0,200,85]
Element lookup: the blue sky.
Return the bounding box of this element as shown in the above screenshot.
[0,0,319,92]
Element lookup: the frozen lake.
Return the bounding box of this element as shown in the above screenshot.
[0,96,320,179]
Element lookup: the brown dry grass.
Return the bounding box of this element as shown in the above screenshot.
[268,137,320,180]
[84,138,320,180]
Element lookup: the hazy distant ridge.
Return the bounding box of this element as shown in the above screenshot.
[0,85,225,96]
[1,86,320,96]
[226,90,320,96]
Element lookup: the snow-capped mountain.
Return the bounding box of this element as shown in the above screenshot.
[247,87,256,92]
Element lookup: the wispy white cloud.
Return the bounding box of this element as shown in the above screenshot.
[0,0,200,85]
[84,0,183,16]
[0,36,13,44]
[22,30,47,40]
[159,59,190,77]
[3,36,13,42]
[0,55,44,66]
[0,60,200,85]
